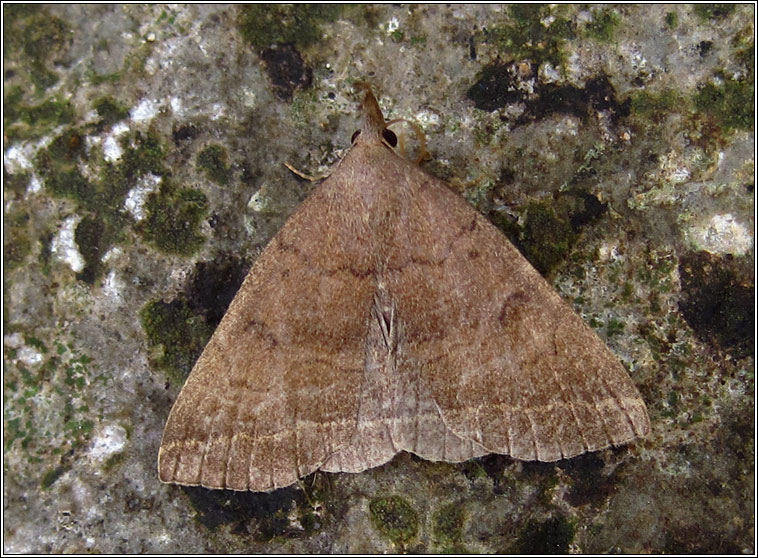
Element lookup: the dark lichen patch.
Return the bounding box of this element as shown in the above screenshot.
[259,43,313,101]
[488,5,575,68]
[564,190,609,230]
[522,75,631,126]
[74,215,109,285]
[140,255,247,384]
[465,454,512,494]
[197,144,233,186]
[432,502,467,553]
[583,7,620,43]
[186,254,250,327]
[369,495,419,548]
[182,485,308,541]
[468,64,630,129]
[237,4,343,51]
[172,123,200,144]
[560,452,618,507]
[515,515,575,554]
[693,4,736,22]
[490,186,608,277]
[139,299,213,384]
[4,229,33,271]
[696,40,714,58]
[678,251,753,359]
[663,523,744,554]
[466,62,524,112]
[139,181,209,256]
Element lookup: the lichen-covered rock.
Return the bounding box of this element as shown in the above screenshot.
[3,4,753,553]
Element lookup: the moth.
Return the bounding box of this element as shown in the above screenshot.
[159,85,650,492]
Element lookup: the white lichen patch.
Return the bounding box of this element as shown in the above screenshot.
[103,135,123,162]
[102,246,123,263]
[248,188,272,213]
[51,215,86,273]
[3,332,24,349]
[414,110,440,128]
[131,98,160,122]
[539,62,561,83]
[102,121,131,162]
[28,174,43,193]
[4,143,34,174]
[4,333,44,365]
[88,424,128,461]
[102,270,125,302]
[169,96,183,115]
[209,102,226,121]
[687,213,753,256]
[17,345,45,366]
[3,135,54,175]
[124,173,162,220]
[597,242,624,263]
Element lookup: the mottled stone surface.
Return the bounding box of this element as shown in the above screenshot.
[3,4,753,553]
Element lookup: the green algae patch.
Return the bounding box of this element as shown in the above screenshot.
[489,5,575,68]
[3,89,76,141]
[34,126,207,278]
[3,5,72,94]
[3,336,103,489]
[4,206,33,271]
[432,502,467,553]
[584,7,620,43]
[197,144,233,185]
[678,251,753,358]
[518,202,577,277]
[93,96,130,129]
[237,4,343,50]
[629,89,687,121]
[665,11,679,29]
[40,465,67,490]
[140,299,213,384]
[693,77,754,132]
[139,182,209,256]
[693,4,736,22]
[516,515,575,554]
[369,495,419,548]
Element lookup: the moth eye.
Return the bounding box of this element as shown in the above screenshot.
[382,128,398,147]
[351,130,361,143]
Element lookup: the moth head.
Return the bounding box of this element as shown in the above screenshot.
[351,128,398,148]
[352,82,397,150]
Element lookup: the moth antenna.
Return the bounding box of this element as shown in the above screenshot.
[386,117,430,164]
[283,161,329,182]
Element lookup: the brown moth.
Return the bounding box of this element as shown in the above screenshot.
[158,85,650,492]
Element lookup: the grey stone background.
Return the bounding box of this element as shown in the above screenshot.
[3,4,754,553]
